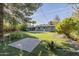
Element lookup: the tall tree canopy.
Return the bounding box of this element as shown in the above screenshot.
[4,3,42,23]
[0,3,42,40]
[3,3,42,31]
[71,4,79,18]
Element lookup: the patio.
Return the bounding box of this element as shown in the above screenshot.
[9,38,41,52]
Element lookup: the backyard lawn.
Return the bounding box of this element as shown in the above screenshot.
[1,3,79,56]
[0,31,79,56]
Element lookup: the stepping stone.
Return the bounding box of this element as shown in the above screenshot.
[9,38,41,52]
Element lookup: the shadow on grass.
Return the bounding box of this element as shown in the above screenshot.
[0,40,54,56]
[1,32,54,56]
[52,42,79,56]
[30,40,55,56]
[67,51,79,56]
[0,33,37,56]
[1,38,79,56]
[2,32,79,56]
[5,32,38,43]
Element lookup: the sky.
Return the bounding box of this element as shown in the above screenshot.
[31,3,74,25]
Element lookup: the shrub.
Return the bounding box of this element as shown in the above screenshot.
[20,24,27,31]
[48,41,56,50]
[9,32,27,41]
[3,20,11,32]
[56,17,79,40]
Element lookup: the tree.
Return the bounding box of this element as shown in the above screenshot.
[4,3,42,31]
[54,15,60,22]
[31,20,36,26]
[71,4,79,35]
[0,4,4,41]
[49,15,60,25]
[0,3,42,41]
[48,21,54,25]
[56,17,79,39]
[4,3,42,23]
[71,4,79,18]
[20,23,27,31]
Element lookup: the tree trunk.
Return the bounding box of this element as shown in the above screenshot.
[0,3,3,41]
[64,32,76,41]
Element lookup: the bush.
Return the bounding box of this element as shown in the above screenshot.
[48,41,56,50]
[56,17,79,40]
[9,32,27,41]
[3,20,11,32]
[20,24,27,31]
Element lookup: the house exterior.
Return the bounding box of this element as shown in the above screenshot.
[28,24,55,32]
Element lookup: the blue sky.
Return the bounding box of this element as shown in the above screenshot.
[31,3,73,25]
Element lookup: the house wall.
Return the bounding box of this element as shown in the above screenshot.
[29,25,55,32]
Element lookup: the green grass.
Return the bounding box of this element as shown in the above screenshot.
[0,31,79,56]
[26,32,74,49]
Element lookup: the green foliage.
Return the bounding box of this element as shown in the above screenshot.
[31,20,36,24]
[9,32,27,40]
[56,17,79,40]
[20,23,27,31]
[4,3,42,23]
[49,15,60,26]
[4,3,42,32]
[3,20,11,32]
[56,17,78,34]
[71,4,79,18]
